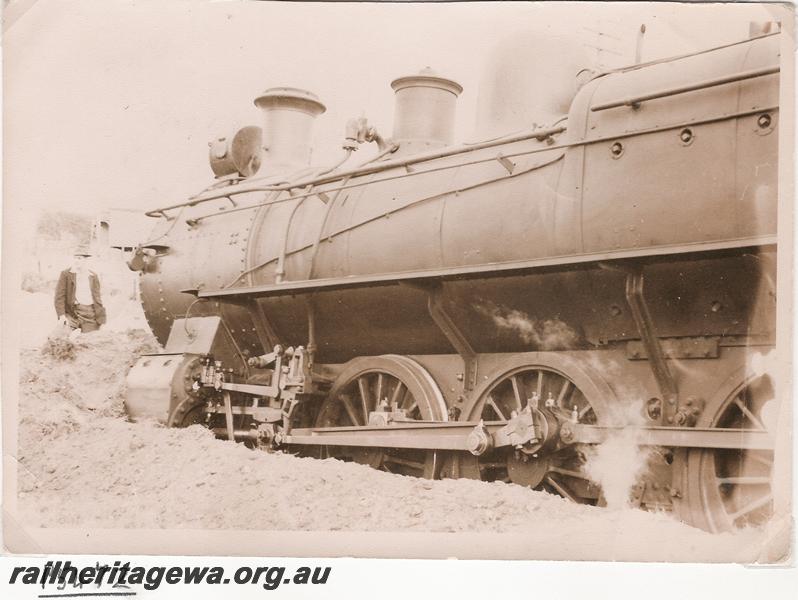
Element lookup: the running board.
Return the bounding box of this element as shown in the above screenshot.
[183,237,776,300]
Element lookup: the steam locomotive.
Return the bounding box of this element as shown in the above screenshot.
[125,31,781,532]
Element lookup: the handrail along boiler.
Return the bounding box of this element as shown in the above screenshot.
[126,33,780,532]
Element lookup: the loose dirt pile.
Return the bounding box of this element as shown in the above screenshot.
[15,328,774,560]
[18,329,159,442]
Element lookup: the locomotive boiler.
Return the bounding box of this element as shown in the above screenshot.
[125,31,781,533]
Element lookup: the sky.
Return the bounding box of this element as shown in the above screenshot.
[3,0,782,236]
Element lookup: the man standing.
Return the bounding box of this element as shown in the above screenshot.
[54,247,107,333]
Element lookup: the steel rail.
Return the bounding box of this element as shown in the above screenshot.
[179,104,778,225]
[591,65,780,112]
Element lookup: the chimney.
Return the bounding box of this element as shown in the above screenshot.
[390,68,462,155]
[253,87,326,173]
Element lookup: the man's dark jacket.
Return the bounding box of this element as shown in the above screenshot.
[54,269,107,325]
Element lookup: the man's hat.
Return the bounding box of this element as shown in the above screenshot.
[73,245,93,257]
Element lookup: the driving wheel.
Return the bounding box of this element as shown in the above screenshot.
[463,353,613,504]
[314,355,447,478]
[675,372,776,532]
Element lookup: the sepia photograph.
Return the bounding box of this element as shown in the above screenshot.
[2,0,795,573]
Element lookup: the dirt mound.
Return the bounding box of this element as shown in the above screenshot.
[19,329,159,442]
[40,335,78,361]
[15,329,772,560]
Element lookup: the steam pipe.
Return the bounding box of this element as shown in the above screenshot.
[219,155,564,288]
[314,148,353,177]
[305,297,317,368]
[274,149,354,282]
[180,101,776,225]
[145,124,566,217]
[274,195,306,284]
[356,142,400,166]
[186,148,564,225]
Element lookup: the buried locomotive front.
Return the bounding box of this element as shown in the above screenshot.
[125,30,780,533]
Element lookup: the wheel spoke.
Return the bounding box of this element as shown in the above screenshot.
[383,455,426,471]
[357,377,371,422]
[668,374,775,530]
[578,403,592,420]
[510,376,524,412]
[536,371,544,399]
[747,452,774,467]
[376,373,384,406]
[544,475,578,502]
[556,380,572,408]
[727,493,774,522]
[478,461,507,469]
[487,395,508,421]
[549,466,590,480]
[733,397,766,431]
[390,381,405,408]
[716,476,771,486]
[339,394,362,426]
[315,358,443,483]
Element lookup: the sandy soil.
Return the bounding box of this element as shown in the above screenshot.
[14,325,785,561]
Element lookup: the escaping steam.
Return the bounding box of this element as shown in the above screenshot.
[475,302,656,509]
[748,348,776,379]
[475,301,579,350]
[582,399,653,510]
[748,349,778,432]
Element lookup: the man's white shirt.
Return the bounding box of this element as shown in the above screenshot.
[71,268,94,305]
